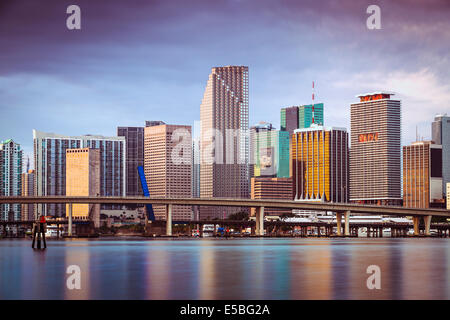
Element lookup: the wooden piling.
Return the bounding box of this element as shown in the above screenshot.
[31,222,46,249]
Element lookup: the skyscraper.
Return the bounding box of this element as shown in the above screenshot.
[447,183,450,210]
[280,106,299,134]
[280,103,324,134]
[33,130,126,217]
[299,103,324,128]
[66,148,101,227]
[291,125,349,202]
[251,177,293,216]
[200,66,250,218]
[403,141,443,208]
[192,137,200,198]
[144,124,192,220]
[349,92,402,205]
[117,126,144,197]
[250,122,290,178]
[21,169,35,221]
[432,114,450,195]
[0,139,23,221]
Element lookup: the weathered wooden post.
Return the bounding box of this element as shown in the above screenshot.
[31,223,37,248]
[31,217,47,249]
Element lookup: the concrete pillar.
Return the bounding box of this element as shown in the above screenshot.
[413,216,420,236]
[255,207,264,236]
[68,203,73,236]
[336,212,342,236]
[424,215,432,236]
[166,204,172,236]
[344,211,350,236]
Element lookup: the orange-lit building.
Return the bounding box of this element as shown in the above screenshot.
[144,124,192,220]
[291,124,348,202]
[403,141,443,208]
[65,148,100,227]
[250,177,292,216]
[21,169,35,221]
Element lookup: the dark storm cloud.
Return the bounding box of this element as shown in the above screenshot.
[1,0,449,77]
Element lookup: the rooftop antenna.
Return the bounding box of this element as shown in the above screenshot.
[312,81,315,124]
[416,125,418,142]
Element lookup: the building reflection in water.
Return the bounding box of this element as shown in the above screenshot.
[64,240,91,299]
[293,239,332,299]
[346,239,393,299]
[198,240,217,299]
[145,242,170,300]
[400,239,448,299]
[1,238,450,299]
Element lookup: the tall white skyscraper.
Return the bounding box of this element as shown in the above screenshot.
[199,66,250,218]
[33,130,126,217]
[432,114,450,195]
[0,139,23,221]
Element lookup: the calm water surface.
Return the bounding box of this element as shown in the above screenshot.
[1,238,449,299]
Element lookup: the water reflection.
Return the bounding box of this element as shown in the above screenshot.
[64,241,91,299]
[146,243,170,299]
[0,238,449,299]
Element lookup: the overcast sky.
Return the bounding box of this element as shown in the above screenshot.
[1,0,449,164]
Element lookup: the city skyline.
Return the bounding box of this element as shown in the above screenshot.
[1,0,450,161]
[2,0,450,305]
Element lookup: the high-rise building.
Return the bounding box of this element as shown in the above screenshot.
[250,122,290,178]
[117,126,144,197]
[432,114,450,195]
[33,130,126,217]
[192,137,200,198]
[280,106,299,134]
[21,169,35,221]
[299,103,324,128]
[66,148,101,227]
[144,124,192,220]
[349,92,402,205]
[200,66,250,218]
[280,103,324,134]
[250,177,292,216]
[403,141,443,208]
[192,137,201,220]
[291,125,349,202]
[0,139,23,221]
[447,183,450,210]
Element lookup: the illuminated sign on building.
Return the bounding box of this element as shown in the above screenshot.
[359,93,392,102]
[359,132,379,143]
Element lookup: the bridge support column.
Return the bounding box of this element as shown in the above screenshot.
[336,212,342,236]
[412,216,420,236]
[166,204,172,236]
[344,211,350,236]
[255,207,264,236]
[424,215,432,236]
[68,203,73,236]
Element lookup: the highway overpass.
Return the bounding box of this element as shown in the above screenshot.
[0,196,449,236]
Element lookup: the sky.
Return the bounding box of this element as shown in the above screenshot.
[1,0,449,165]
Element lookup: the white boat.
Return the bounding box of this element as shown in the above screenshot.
[45,225,59,238]
[202,224,215,237]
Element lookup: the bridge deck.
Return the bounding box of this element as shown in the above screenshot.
[0,196,449,217]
